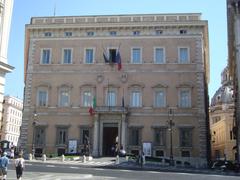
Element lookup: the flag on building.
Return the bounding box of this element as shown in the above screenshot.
[116,51,122,70]
[88,96,96,116]
[103,52,109,63]
[88,106,94,116]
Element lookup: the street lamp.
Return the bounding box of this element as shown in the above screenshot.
[32,110,38,158]
[167,108,175,166]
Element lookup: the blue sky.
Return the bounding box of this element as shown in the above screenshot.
[5,0,227,100]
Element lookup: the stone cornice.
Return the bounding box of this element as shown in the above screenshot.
[27,14,207,31]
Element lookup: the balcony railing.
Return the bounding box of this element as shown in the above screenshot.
[95,106,128,114]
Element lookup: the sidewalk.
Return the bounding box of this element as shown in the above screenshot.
[25,157,240,176]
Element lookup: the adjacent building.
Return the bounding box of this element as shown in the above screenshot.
[0,0,14,135]
[20,13,210,167]
[1,96,23,146]
[227,0,240,162]
[209,67,236,161]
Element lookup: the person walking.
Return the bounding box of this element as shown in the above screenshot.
[0,152,9,180]
[15,154,25,180]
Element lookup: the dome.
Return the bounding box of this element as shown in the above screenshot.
[211,82,234,106]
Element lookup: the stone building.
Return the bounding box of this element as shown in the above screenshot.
[209,67,236,161]
[0,0,14,135]
[20,13,210,167]
[1,96,23,146]
[227,0,240,163]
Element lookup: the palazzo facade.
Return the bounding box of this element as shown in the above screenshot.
[19,13,210,167]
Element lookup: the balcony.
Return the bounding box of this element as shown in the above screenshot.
[95,106,128,114]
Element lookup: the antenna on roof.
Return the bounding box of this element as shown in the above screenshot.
[53,1,56,16]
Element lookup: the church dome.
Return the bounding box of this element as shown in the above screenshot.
[211,82,234,106]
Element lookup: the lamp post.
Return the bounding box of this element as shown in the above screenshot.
[32,110,38,158]
[167,108,175,166]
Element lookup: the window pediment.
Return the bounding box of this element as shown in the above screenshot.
[36,82,51,89]
[152,84,168,89]
[176,82,194,88]
[58,83,73,89]
[103,83,120,89]
[128,83,145,89]
[80,84,96,89]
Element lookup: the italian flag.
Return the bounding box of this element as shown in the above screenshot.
[89,96,96,116]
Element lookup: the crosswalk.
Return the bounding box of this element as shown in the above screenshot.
[6,170,116,180]
[26,159,115,167]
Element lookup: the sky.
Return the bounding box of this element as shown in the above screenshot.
[5,0,228,101]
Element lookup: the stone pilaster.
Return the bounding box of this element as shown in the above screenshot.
[121,114,127,150]
[92,114,99,157]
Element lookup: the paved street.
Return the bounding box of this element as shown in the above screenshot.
[4,159,239,180]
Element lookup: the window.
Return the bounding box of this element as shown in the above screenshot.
[129,128,140,146]
[87,31,94,36]
[81,129,90,145]
[109,31,117,36]
[181,151,190,157]
[83,91,92,107]
[133,31,140,36]
[44,32,52,37]
[155,90,166,107]
[156,30,163,35]
[37,90,48,107]
[179,128,192,147]
[154,48,165,64]
[59,89,70,107]
[85,48,94,64]
[154,128,166,146]
[65,32,72,37]
[109,49,117,63]
[178,47,189,63]
[41,49,51,64]
[56,128,68,145]
[63,49,72,64]
[131,48,141,64]
[156,150,164,157]
[179,89,191,108]
[106,90,116,106]
[131,91,142,107]
[180,29,187,34]
[34,127,45,145]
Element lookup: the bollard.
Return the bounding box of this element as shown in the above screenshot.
[61,154,65,162]
[143,155,146,165]
[29,153,33,161]
[82,155,86,163]
[115,155,120,164]
[42,154,47,162]
[86,156,93,161]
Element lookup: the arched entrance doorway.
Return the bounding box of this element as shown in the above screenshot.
[102,123,118,156]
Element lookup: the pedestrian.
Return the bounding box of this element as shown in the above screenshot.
[0,152,9,180]
[111,145,115,156]
[15,154,25,180]
[10,147,14,159]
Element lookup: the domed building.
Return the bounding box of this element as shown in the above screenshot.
[209,67,236,161]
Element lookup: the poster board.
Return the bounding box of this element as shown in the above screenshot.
[142,142,152,157]
[68,140,77,154]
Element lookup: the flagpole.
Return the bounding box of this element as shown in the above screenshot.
[122,88,125,111]
[108,79,110,111]
[53,1,56,16]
